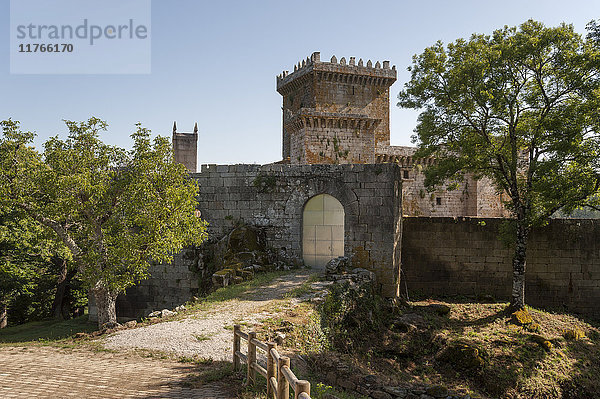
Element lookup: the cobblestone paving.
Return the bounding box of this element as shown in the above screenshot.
[0,346,232,398]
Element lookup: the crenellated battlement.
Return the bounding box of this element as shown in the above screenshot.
[276,51,396,93]
[278,51,397,164]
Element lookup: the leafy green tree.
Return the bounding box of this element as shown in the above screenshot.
[0,204,84,327]
[398,20,600,310]
[0,122,67,327]
[1,118,208,327]
[587,19,600,46]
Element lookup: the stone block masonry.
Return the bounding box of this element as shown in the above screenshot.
[277,52,397,164]
[402,217,600,318]
[193,163,403,297]
[89,247,200,321]
[113,163,403,319]
[172,122,198,172]
[113,248,200,320]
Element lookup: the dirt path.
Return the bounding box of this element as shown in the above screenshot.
[0,271,316,399]
[103,271,313,360]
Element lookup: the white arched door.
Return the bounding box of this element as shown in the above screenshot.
[302,194,345,269]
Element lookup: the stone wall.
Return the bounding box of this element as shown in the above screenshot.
[114,248,200,320]
[112,162,403,319]
[194,163,403,297]
[172,129,198,172]
[89,249,200,322]
[401,217,600,318]
[277,52,397,164]
[376,147,509,218]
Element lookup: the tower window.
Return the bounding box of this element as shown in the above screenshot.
[436,197,442,206]
[403,170,409,179]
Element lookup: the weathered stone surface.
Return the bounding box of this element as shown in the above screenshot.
[426,385,448,398]
[194,163,402,297]
[370,390,392,399]
[392,313,427,332]
[123,320,137,329]
[429,304,451,316]
[510,309,533,326]
[212,269,235,288]
[172,126,198,172]
[402,217,600,319]
[383,386,408,396]
[277,53,396,165]
[160,309,176,318]
[326,256,350,274]
[563,327,586,340]
[438,343,486,371]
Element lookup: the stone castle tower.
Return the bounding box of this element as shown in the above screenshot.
[277,52,397,164]
[172,121,198,172]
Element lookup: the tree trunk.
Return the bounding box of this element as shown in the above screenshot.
[51,257,69,319]
[510,220,529,311]
[0,304,7,329]
[91,285,118,328]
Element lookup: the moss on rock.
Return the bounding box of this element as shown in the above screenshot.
[563,327,585,340]
[525,322,541,333]
[531,334,553,351]
[438,343,486,371]
[510,309,533,326]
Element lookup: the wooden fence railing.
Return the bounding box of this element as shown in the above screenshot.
[233,324,311,399]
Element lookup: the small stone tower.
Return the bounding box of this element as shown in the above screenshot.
[277,52,397,164]
[172,121,198,172]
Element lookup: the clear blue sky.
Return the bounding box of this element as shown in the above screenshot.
[1,0,599,165]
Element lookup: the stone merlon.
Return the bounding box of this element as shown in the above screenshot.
[277,52,397,93]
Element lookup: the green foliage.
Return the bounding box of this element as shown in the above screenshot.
[398,20,600,308]
[287,307,329,355]
[587,19,600,46]
[0,132,79,325]
[0,118,208,325]
[252,173,277,193]
[319,282,388,351]
[497,220,517,248]
[398,20,600,225]
[311,382,368,399]
[189,271,288,310]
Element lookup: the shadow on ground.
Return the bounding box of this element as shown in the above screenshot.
[0,315,96,344]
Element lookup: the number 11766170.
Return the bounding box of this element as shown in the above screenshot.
[18,43,74,53]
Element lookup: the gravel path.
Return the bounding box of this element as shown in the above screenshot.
[104,272,313,360]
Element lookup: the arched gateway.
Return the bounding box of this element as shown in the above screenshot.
[302,194,345,269]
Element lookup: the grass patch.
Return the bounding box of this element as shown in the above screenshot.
[193,333,212,342]
[310,381,368,399]
[285,273,321,298]
[0,316,96,345]
[238,371,367,399]
[188,271,291,311]
[182,361,235,387]
[256,300,328,355]
[321,298,600,399]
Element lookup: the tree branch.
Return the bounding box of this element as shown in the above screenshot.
[18,203,81,258]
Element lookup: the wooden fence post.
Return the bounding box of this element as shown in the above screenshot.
[233,325,241,372]
[266,342,276,397]
[247,331,257,386]
[296,380,310,399]
[278,356,290,399]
